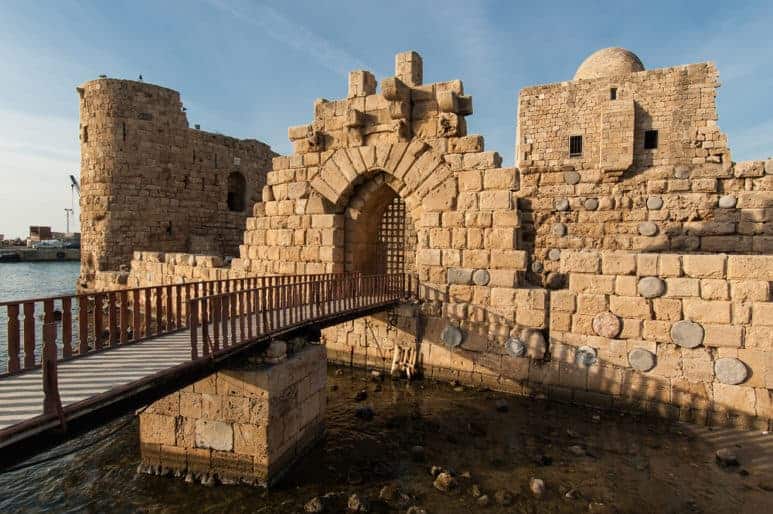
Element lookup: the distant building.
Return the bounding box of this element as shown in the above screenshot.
[29,226,52,242]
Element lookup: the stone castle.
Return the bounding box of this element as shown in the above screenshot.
[80,48,773,429]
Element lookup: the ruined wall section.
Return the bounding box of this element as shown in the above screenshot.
[514,63,772,283]
[231,51,541,354]
[78,78,275,289]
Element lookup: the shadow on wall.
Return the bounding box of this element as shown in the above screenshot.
[326,282,772,440]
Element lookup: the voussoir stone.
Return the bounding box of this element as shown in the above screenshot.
[593,311,622,338]
[564,171,581,185]
[638,276,666,298]
[472,269,490,286]
[628,348,656,372]
[638,221,658,237]
[718,195,737,208]
[714,358,748,385]
[646,196,663,210]
[441,325,463,348]
[584,198,599,210]
[548,248,561,261]
[555,198,570,211]
[670,320,704,348]
[552,223,567,237]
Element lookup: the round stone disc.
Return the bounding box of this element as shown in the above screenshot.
[638,221,658,237]
[575,345,597,367]
[592,311,622,338]
[472,269,490,286]
[584,198,599,210]
[552,223,567,237]
[441,325,463,348]
[505,336,526,357]
[555,198,570,211]
[531,261,544,273]
[564,171,581,185]
[670,320,704,348]
[628,348,656,371]
[714,358,748,385]
[548,248,561,261]
[638,276,666,298]
[718,195,737,209]
[646,196,663,210]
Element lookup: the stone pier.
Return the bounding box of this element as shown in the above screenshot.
[138,342,327,486]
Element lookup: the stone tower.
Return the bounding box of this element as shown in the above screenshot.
[77,78,276,290]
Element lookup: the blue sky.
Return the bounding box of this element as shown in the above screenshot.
[0,0,771,238]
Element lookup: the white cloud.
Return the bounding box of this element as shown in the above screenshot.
[204,0,365,75]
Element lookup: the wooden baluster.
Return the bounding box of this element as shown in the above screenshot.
[245,289,253,340]
[239,290,246,343]
[261,286,268,334]
[202,298,210,356]
[144,288,152,338]
[229,292,237,346]
[221,295,229,348]
[61,298,72,358]
[155,286,163,335]
[166,285,173,330]
[42,299,63,421]
[212,296,221,352]
[22,302,36,368]
[94,294,104,351]
[190,299,199,359]
[120,291,129,345]
[132,289,141,341]
[108,292,118,347]
[78,296,89,354]
[7,304,20,373]
[176,285,183,329]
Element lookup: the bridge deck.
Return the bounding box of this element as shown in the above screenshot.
[0,292,401,446]
[0,329,193,430]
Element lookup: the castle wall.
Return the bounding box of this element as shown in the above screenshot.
[77,79,275,290]
[113,51,772,430]
[515,62,773,283]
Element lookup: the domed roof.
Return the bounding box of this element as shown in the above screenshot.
[573,47,645,80]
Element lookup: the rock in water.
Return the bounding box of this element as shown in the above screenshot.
[715,448,739,467]
[355,389,368,401]
[304,497,325,513]
[411,445,425,461]
[347,493,369,512]
[494,489,513,506]
[530,477,546,498]
[433,472,458,492]
[477,494,490,506]
[495,399,509,412]
[354,406,374,420]
[406,507,427,514]
[568,445,586,456]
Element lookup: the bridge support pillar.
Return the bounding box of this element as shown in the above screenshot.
[138,342,327,486]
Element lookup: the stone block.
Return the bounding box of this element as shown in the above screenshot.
[682,254,726,278]
[560,251,600,273]
[602,253,636,275]
[683,299,731,324]
[609,296,651,319]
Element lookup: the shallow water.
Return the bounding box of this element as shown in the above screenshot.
[0,261,80,370]
[0,366,771,513]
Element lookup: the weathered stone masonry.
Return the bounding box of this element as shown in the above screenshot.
[77,78,276,290]
[115,49,771,429]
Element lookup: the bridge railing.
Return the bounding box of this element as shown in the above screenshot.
[188,273,413,359]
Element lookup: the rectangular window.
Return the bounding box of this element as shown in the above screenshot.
[610,87,617,100]
[569,135,583,157]
[644,130,658,149]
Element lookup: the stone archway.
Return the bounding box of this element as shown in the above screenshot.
[343,171,417,275]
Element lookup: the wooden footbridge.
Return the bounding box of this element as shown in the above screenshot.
[0,273,412,464]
